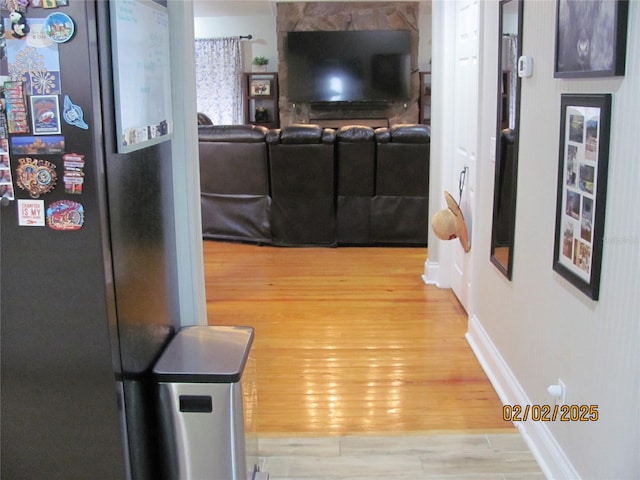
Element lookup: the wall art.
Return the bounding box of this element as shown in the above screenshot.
[250,79,271,96]
[553,94,611,300]
[554,0,628,78]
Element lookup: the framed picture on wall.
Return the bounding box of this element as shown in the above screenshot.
[554,0,629,78]
[553,94,611,300]
[250,80,271,96]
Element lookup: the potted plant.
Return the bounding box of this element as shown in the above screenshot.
[252,56,269,72]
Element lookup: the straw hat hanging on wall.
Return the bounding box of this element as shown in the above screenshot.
[431,191,471,252]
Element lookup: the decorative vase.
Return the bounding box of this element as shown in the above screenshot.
[255,107,268,123]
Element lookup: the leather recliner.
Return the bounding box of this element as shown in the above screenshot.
[267,124,337,246]
[372,124,431,246]
[335,125,376,245]
[198,124,271,244]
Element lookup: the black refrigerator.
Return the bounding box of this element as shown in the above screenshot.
[1,1,181,478]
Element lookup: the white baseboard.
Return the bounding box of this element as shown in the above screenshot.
[465,315,581,480]
[422,259,440,286]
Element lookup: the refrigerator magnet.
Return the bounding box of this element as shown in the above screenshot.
[8,10,29,39]
[5,81,30,134]
[46,199,84,230]
[62,95,88,129]
[30,95,61,134]
[63,153,85,194]
[44,12,74,43]
[18,199,46,226]
[6,0,30,12]
[15,157,57,198]
[0,153,15,201]
[63,170,83,194]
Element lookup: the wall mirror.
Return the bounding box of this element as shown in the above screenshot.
[491,0,523,279]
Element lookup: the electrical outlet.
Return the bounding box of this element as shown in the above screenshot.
[548,378,567,405]
[557,378,566,405]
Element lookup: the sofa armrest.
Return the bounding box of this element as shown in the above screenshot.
[198,125,267,143]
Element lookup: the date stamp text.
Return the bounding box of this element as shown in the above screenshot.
[503,404,599,422]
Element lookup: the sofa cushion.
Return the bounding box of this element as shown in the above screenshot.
[336,125,376,143]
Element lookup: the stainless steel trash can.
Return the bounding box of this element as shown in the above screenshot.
[153,326,263,480]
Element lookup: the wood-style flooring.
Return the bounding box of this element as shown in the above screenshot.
[203,240,513,437]
[257,434,545,479]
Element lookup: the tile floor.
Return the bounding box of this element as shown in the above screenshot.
[257,433,545,480]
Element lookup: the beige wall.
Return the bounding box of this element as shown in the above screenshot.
[470,1,639,478]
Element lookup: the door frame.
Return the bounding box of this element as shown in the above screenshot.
[424,0,483,315]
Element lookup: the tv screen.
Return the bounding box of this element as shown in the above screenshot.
[286,30,411,103]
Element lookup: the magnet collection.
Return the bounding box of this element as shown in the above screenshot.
[1,1,86,230]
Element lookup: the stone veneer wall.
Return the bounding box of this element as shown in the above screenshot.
[277,2,420,127]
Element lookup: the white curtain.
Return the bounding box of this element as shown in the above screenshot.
[195,37,243,125]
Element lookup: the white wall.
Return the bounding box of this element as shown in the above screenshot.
[469,1,639,478]
[194,15,278,72]
[194,2,433,73]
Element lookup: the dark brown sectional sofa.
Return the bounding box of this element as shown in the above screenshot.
[198,123,430,247]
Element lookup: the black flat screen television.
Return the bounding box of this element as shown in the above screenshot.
[286,30,411,103]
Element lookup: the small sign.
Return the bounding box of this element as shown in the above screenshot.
[18,199,45,226]
[63,153,85,194]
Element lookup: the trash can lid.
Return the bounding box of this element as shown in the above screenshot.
[153,326,254,383]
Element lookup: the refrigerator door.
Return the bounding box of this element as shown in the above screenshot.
[0,2,126,477]
[1,1,182,478]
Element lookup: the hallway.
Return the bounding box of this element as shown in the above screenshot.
[203,241,543,477]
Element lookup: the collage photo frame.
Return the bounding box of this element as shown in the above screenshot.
[553,94,612,300]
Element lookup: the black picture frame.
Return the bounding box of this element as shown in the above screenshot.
[554,0,629,78]
[553,94,611,300]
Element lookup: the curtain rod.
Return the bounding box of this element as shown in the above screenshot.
[195,35,253,41]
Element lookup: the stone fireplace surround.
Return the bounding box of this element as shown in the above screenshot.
[277,2,420,127]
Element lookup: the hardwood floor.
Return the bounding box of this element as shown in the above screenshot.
[203,240,514,436]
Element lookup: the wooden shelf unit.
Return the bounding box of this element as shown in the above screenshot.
[244,72,279,128]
